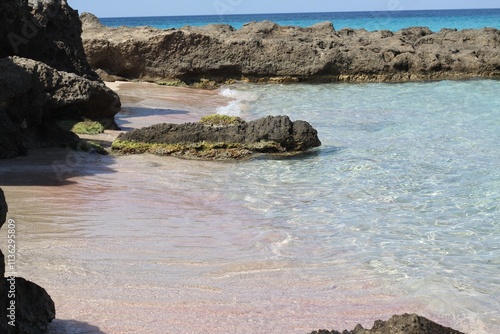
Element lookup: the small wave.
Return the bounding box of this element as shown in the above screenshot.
[216,87,259,116]
[216,100,244,116]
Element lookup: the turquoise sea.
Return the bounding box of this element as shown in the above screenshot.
[100,8,500,31]
[1,8,499,334]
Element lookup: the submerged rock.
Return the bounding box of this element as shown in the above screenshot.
[112,115,321,159]
[0,188,56,333]
[81,13,500,84]
[310,314,464,334]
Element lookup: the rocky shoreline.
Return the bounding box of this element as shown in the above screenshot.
[82,13,499,85]
[0,0,120,159]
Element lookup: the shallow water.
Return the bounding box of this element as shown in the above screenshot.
[1,80,499,333]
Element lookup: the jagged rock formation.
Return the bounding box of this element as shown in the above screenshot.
[310,314,464,334]
[0,56,119,158]
[1,0,97,79]
[112,115,321,159]
[0,188,56,333]
[81,13,500,83]
[0,0,121,159]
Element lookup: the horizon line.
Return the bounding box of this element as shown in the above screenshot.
[93,7,499,20]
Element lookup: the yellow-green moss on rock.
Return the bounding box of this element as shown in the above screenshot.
[111,115,321,160]
[111,139,254,160]
[58,120,105,135]
[200,114,243,126]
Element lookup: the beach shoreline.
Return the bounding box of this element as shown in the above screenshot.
[78,81,235,147]
[3,79,498,333]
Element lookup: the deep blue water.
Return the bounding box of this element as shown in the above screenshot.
[100,8,500,31]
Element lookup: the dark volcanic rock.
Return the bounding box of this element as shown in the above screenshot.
[1,0,97,79]
[311,314,464,334]
[82,13,500,83]
[0,1,121,159]
[0,188,56,333]
[0,189,7,230]
[0,277,56,334]
[112,115,321,159]
[0,56,120,158]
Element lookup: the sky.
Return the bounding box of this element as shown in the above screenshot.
[68,0,500,18]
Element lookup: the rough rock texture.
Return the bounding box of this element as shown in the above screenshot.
[0,1,121,159]
[0,277,56,334]
[1,0,97,79]
[311,314,464,334]
[82,13,500,83]
[0,188,56,333]
[0,56,120,159]
[0,189,7,229]
[112,115,321,159]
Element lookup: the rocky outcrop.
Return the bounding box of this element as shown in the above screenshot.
[112,115,321,159]
[0,277,56,334]
[81,13,500,83]
[0,188,56,333]
[1,0,97,79]
[0,56,120,159]
[0,1,121,159]
[311,314,464,334]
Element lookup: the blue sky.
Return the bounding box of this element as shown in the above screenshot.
[68,0,500,18]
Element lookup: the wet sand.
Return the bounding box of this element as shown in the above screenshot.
[79,82,235,146]
[108,81,233,129]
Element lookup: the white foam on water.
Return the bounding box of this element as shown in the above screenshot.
[216,87,259,116]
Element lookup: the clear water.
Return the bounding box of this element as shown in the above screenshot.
[100,9,500,31]
[1,79,499,333]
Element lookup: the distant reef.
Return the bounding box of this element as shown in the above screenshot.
[0,0,121,159]
[81,13,499,85]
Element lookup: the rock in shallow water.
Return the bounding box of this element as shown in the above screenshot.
[310,313,464,334]
[112,115,321,159]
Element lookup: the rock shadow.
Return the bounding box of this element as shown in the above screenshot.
[47,319,107,334]
[116,106,190,131]
[0,147,117,187]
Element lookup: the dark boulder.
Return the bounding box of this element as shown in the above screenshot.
[0,1,121,159]
[0,56,120,158]
[310,313,464,334]
[1,0,97,79]
[0,189,7,230]
[112,115,321,159]
[0,277,56,334]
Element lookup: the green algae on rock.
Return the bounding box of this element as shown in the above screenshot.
[111,115,321,160]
